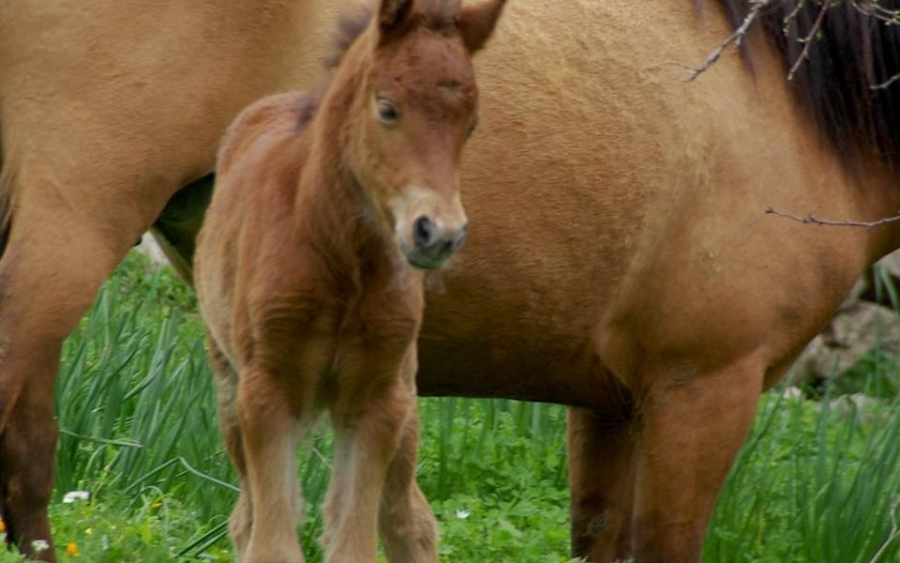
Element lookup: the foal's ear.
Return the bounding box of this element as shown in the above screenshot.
[379,0,415,35]
[455,0,507,53]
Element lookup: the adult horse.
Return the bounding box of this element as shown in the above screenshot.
[1,0,898,562]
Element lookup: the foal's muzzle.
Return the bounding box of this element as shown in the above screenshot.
[403,215,467,270]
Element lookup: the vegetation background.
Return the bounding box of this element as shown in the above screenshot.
[1,251,898,562]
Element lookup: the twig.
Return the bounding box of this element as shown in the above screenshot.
[851,0,900,90]
[783,0,808,35]
[765,206,900,229]
[872,72,900,90]
[851,0,900,25]
[870,496,900,563]
[675,0,895,86]
[787,0,831,81]
[670,0,772,81]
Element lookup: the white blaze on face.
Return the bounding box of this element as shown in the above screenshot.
[387,185,429,246]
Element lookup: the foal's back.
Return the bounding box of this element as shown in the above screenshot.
[195,92,317,350]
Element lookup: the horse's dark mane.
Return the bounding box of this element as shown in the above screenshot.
[721,0,900,170]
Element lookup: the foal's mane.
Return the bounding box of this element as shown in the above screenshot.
[720,0,900,171]
[325,0,468,71]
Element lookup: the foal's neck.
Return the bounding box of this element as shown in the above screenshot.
[294,78,414,293]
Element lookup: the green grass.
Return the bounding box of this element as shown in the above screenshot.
[2,251,899,562]
[706,391,900,563]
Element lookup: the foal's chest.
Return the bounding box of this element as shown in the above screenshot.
[291,283,425,386]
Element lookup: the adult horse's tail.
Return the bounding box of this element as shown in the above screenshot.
[725,0,900,171]
[0,137,10,258]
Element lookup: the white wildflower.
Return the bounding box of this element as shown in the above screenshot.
[62,490,91,504]
[455,509,470,520]
[31,539,50,553]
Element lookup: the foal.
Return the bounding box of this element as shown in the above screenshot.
[193,0,505,561]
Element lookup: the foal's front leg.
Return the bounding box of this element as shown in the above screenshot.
[323,357,416,563]
[379,386,438,563]
[237,367,304,563]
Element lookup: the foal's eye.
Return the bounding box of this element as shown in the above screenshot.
[377,99,399,124]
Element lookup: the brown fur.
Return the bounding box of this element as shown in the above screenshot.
[194,1,505,561]
[1,1,900,562]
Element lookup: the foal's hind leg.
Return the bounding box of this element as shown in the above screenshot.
[207,338,254,560]
[379,397,438,563]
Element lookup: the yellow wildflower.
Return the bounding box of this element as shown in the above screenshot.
[0,519,5,533]
[66,542,79,557]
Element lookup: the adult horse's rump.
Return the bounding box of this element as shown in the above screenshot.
[1,1,899,562]
[0,1,338,559]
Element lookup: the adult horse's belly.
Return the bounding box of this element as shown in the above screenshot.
[415,0,680,405]
[415,0,870,405]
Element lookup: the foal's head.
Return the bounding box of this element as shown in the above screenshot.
[336,0,506,270]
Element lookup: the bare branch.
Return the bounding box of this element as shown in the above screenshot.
[852,1,900,90]
[851,0,900,25]
[787,0,831,81]
[670,0,772,82]
[673,0,897,87]
[873,72,900,90]
[783,0,808,34]
[765,206,900,229]
[870,496,900,563]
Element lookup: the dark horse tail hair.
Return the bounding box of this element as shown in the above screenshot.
[723,0,900,172]
[0,144,9,259]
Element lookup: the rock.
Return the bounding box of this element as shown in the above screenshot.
[858,249,900,305]
[792,300,900,386]
[134,232,170,268]
[791,249,900,390]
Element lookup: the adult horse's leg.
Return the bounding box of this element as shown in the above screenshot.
[379,397,438,563]
[630,358,762,563]
[0,363,59,561]
[150,175,215,284]
[0,195,145,561]
[567,405,636,562]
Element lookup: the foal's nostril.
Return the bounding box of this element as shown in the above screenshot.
[413,215,436,249]
[404,217,466,269]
